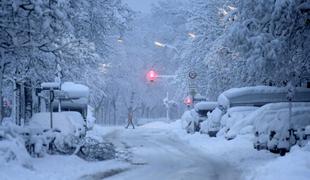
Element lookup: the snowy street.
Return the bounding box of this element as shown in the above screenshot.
[102,123,240,180]
[1,120,310,180]
[1,0,310,179]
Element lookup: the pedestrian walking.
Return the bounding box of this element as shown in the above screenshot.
[125,107,135,129]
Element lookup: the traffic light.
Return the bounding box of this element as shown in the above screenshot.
[184,96,193,106]
[147,69,158,82]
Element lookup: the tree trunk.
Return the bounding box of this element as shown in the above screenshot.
[0,58,3,124]
[0,50,4,124]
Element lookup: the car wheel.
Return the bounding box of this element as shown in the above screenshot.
[279,148,286,156]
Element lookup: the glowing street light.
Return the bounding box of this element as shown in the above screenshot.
[184,96,193,106]
[146,69,158,82]
[154,41,166,48]
[188,32,196,39]
[154,41,180,54]
[117,37,123,43]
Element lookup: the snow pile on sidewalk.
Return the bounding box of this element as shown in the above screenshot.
[0,122,31,167]
[249,144,310,180]
[137,117,171,126]
[159,120,310,180]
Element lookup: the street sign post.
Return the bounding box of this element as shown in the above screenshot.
[188,71,197,79]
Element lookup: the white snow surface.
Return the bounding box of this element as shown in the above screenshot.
[1,120,310,180]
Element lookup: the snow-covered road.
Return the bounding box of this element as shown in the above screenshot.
[99,124,241,180]
[2,120,309,180]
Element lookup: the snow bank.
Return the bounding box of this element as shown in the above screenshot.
[249,146,310,180]
[137,118,171,126]
[0,123,31,167]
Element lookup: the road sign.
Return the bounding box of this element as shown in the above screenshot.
[188,71,197,79]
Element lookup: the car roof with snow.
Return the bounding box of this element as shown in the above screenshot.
[194,101,217,111]
[251,102,310,132]
[218,86,310,109]
[29,112,85,135]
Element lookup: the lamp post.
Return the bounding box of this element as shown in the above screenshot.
[154,41,180,55]
[188,32,196,39]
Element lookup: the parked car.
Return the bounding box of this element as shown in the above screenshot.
[206,86,310,137]
[29,112,86,137]
[216,106,258,139]
[181,109,199,134]
[253,102,310,156]
[181,101,217,134]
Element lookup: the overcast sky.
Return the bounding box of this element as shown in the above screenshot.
[123,0,161,13]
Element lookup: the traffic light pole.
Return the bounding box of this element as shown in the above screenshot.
[157,75,177,79]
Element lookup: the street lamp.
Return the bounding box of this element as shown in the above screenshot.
[188,32,196,39]
[154,41,166,48]
[154,41,180,55]
[117,37,123,43]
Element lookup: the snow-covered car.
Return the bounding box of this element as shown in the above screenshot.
[29,112,86,137]
[181,102,217,134]
[253,102,310,156]
[206,86,310,137]
[195,101,217,119]
[216,106,258,139]
[181,109,199,134]
[26,112,87,155]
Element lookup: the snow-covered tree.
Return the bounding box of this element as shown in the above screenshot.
[225,0,310,86]
[0,0,133,122]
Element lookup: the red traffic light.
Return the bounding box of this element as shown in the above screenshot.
[147,69,158,82]
[184,96,193,106]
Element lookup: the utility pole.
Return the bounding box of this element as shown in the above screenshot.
[163,92,171,120]
[49,88,54,129]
